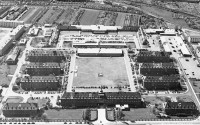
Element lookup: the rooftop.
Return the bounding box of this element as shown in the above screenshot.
[3,103,38,110]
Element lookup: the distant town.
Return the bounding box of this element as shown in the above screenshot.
[0,0,200,125]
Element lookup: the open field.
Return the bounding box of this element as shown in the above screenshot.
[0,64,17,86]
[27,97,49,108]
[144,96,171,105]
[141,6,188,28]
[115,13,126,26]
[73,57,129,88]
[45,109,84,120]
[122,107,157,121]
[80,9,99,25]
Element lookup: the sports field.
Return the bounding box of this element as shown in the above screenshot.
[80,9,99,25]
[73,57,129,88]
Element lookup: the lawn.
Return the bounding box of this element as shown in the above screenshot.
[176,95,194,102]
[45,109,85,120]
[80,9,99,25]
[73,57,129,88]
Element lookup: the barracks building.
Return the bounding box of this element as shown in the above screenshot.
[25,62,64,76]
[144,76,181,90]
[3,103,38,117]
[140,63,179,76]
[20,76,61,91]
[26,50,68,62]
[165,102,199,116]
[60,92,143,108]
[136,51,171,63]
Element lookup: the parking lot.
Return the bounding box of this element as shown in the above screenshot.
[179,57,200,79]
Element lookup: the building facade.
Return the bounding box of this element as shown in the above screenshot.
[20,76,61,91]
[3,103,38,117]
[60,92,143,108]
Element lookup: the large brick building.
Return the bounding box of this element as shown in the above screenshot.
[165,102,199,116]
[144,76,181,90]
[136,51,171,63]
[20,76,61,91]
[60,92,143,108]
[140,63,179,76]
[3,103,38,117]
[25,62,64,76]
[26,50,67,62]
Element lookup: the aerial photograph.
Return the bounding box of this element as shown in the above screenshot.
[1,0,200,125]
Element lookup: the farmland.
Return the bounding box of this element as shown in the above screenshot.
[26,8,48,24]
[56,7,77,25]
[38,8,64,25]
[18,8,35,21]
[115,13,126,26]
[80,9,99,25]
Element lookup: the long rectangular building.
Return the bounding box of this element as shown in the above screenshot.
[26,50,67,62]
[165,102,198,116]
[144,76,181,90]
[140,63,179,76]
[25,62,64,76]
[60,92,143,108]
[20,76,61,91]
[136,51,171,63]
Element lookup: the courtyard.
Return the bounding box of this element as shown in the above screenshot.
[73,57,129,92]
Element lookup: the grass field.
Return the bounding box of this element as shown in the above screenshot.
[115,13,126,26]
[45,109,84,120]
[80,9,99,25]
[73,57,129,88]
